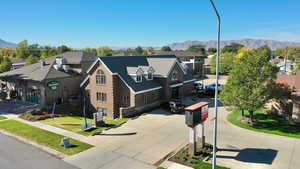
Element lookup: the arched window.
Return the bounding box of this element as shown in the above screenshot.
[96,70,106,84]
[171,70,179,81]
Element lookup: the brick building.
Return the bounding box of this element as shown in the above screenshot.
[0,52,96,107]
[80,55,195,119]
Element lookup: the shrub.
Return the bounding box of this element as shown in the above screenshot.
[20,109,64,121]
[0,91,7,100]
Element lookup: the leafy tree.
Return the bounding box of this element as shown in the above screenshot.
[161,46,172,51]
[287,46,300,60]
[273,48,286,58]
[211,52,235,74]
[257,45,272,60]
[0,58,12,73]
[83,48,97,55]
[207,48,217,54]
[235,47,252,59]
[97,46,113,56]
[0,91,7,100]
[41,46,57,58]
[26,55,38,65]
[0,46,15,57]
[187,45,206,55]
[135,46,144,55]
[28,44,41,58]
[220,49,278,123]
[221,43,244,53]
[143,47,155,55]
[57,45,71,54]
[16,40,29,59]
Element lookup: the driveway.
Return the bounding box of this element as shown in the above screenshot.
[0,133,79,169]
[64,109,188,169]
[64,97,300,169]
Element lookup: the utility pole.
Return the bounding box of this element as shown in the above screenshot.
[209,0,221,169]
[285,47,288,74]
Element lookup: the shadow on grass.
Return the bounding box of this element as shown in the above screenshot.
[217,148,278,165]
[251,114,300,134]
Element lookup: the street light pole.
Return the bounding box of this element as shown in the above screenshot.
[209,0,221,169]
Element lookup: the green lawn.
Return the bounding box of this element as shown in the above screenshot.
[0,120,93,155]
[228,109,300,139]
[0,115,7,120]
[193,161,229,169]
[41,116,129,136]
[157,161,229,169]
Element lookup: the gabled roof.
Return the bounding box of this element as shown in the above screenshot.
[0,52,97,82]
[0,60,71,81]
[85,55,188,93]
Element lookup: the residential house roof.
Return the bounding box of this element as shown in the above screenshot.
[276,70,300,96]
[85,55,193,93]
[0,52,97,82]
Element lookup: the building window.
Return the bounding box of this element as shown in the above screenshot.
[96,92,107,102]
[97,107,107,116]
[171,70,179,81]
[96,70,106,85]
[136,75,142,83]
[143,95,148,104]
[122,95,130,106]
[147,73,153,80]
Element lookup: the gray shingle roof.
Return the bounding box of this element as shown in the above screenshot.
[0,52,97,82]
[99,55,180,92]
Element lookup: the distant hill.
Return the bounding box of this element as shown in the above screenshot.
[168,39,300,50]
[0,39,17,48]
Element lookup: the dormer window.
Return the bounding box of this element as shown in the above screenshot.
[136,75,142,82]
[147,73,153,80]
[146,66,155,80]
[171,70,179,81]
[135,67,144,83]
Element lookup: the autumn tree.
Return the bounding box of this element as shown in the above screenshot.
[222,43,244,53]
[220,48,278,123]
[97,46,113,56]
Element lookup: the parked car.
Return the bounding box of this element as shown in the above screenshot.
[194,81,203,90]
[203,83,224,96]
[168,98,185,113]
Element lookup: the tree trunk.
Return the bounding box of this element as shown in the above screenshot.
[249,110,254,125]
[241,109,244,116]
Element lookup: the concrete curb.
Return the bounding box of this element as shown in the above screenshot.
[0,130,67,159]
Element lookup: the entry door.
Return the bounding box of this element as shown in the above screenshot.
[171,87,179,98]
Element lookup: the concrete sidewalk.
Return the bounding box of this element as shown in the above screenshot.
[2,114,93,145]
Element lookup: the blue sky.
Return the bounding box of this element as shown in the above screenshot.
[1,0,299,48]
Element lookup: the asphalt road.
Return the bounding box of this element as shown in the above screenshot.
[0,133,79,169]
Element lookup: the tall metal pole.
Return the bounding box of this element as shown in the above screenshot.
[209,0,221,169]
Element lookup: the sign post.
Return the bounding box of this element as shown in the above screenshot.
[185,102,209,155]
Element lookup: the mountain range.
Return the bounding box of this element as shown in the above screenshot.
[1,38,300,50]
[0,39,17,48]
[168,39,300,50]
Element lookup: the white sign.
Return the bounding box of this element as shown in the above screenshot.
[95,112,103,122]
[189,127,197,143]
[202,105,209,113]
[197,123,204,138]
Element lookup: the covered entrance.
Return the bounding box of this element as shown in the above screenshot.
[25,89,41,104]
